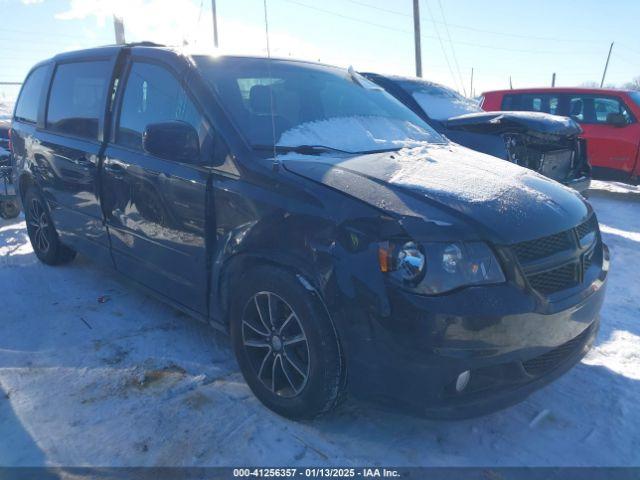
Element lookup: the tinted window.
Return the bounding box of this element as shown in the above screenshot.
[502,93,560,115]
[47,61,111,139]
[117,62,205,153]
[14,66,48,123]
[567,95,633,124]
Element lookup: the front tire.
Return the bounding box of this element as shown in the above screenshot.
[230,266,345,419]
[24,187,76,265]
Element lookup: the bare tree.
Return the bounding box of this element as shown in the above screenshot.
[623,76,640,91]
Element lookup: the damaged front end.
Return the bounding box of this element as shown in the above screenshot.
[444,112,591,192]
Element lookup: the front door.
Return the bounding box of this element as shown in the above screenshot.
[566,94,640,179]
[101,59,213,314]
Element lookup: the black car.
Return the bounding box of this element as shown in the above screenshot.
[362,73,592,193]
[11,45,607,419]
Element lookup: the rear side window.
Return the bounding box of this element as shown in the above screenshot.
[46,61,111,140]
[14,66,48,123]
[502,93,560,115]
[117,62,205,153]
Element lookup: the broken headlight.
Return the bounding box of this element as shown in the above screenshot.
[378,241,505,294]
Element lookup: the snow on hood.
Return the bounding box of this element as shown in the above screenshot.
[277,115,443,152]
[282,141,589,243]
[412,91,481,121]
[388,142,552,205]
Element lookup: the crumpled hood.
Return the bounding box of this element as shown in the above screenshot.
[283,143,590,244]
[445,111,582,137]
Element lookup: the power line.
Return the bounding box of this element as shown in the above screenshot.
[1,27,87,40]
[283,0,606,56]
[345,0,603,44]
[422,0,460,92]
[436,0,466,96]
[282,0,409,34]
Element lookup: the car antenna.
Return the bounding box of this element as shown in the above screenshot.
[263,0,279,172]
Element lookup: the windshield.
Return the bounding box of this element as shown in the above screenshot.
[396,79,481,121]
[194,56,444,153]
[629,91,640,109]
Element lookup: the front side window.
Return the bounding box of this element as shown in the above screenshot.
[502,93,560,115]
[117,62,205,154]
[195,56,443,153]
[46,61,111,140]
[396,79,481,121]
[14,66,48,123]
[567,95,633,124]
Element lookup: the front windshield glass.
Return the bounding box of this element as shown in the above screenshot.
[397,78,481,121]
[194,56,444,153]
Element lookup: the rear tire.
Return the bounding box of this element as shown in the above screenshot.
[24,187,76,265]
[0,200,20,219]
[230,266,345,419]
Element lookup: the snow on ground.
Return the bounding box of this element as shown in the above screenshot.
[1,183,639,467]
[0,100,14,121]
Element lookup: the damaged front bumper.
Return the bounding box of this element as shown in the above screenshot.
[339,244,608,419]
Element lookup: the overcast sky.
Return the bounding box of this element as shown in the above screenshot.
[1,0,640,100]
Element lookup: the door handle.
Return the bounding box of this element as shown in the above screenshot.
[73,156,92,169]
[104,163,125,179]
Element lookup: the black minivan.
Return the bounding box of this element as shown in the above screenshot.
[11,44,608,419]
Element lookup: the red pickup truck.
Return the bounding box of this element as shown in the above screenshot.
[481,87,640,183]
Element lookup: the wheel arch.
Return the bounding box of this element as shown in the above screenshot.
[215,251,329,328]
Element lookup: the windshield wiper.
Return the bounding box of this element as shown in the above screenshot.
[252,144,354,155]
[253,144,406,156]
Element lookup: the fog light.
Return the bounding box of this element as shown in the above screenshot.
[455,370,471,393]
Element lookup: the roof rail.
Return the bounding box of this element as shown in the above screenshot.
[123,41,166,47]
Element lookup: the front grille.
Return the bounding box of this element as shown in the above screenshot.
[523,326,592,376]
[576,215,598,240]
[509,215,600,295]
[527,262,578,294]
[511,230,573,263]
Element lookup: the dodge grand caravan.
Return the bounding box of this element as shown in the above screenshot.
[11,44,608,419]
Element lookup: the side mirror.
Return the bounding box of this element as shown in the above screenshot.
[142,121,200,163]
[606,112,627,128]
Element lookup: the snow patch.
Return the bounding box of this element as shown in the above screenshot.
[0,100,14,121]
[277,115,442,152]
[412,91,480,121]
[590,180,640,196]
[387,143,550,204]
[583,331,640,380]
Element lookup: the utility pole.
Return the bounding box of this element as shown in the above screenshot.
[211,0,219,48]
[509,76,513,89]
[600,42,614,88]
[551,72,556,87]
[113,15,126,45]
[412,0,422,78]
[470,68,474,98]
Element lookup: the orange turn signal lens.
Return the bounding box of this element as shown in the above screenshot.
[378,242,392,272]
